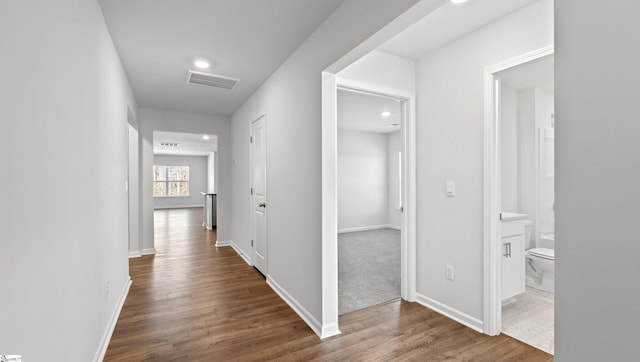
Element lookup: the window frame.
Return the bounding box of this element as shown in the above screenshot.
[153,165,190,198]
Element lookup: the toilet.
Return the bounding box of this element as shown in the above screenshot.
[523,221,555,293]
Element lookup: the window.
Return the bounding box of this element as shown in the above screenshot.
[153,165,189,197]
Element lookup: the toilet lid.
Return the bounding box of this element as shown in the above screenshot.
[528,248,555,260]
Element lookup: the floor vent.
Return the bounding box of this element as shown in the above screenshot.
[186,70,239,90]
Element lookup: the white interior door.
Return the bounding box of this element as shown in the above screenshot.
[251,115,267,274]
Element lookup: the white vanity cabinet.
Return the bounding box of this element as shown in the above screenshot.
[501,217,525,301]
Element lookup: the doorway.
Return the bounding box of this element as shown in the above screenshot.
[483,45,554,354]
[337,88,404,314]
[250,115,268,275]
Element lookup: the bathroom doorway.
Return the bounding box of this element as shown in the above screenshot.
[483,46,555,354]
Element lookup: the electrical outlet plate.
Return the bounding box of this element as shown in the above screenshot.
[445,265,455,280]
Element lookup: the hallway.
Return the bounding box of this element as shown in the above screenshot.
[105,208,552,361]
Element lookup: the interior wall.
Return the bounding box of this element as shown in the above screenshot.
[338,129,389,231]
[387,131,402,228]
[229,0,427,331]
[0,0,138,360]
[556,2,640,360]
[208,152,216,192]
[500,84,519,212]
[518,89,537,227]
[153,155,208,209]
[140,108,231,252]
[414,0,553,326]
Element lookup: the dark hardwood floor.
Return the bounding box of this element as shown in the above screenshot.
[105,208,553,361]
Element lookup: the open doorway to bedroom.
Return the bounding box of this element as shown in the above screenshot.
[337,88,405,314]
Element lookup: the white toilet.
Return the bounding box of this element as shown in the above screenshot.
[524,221,555,293]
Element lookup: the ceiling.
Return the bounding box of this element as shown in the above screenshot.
[338,89,402,134]
[498,54,554,91]
[98,0,344,116]
[379,0,539,60]
[154,131,217,156]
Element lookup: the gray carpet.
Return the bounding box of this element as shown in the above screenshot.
[339,228,401,315]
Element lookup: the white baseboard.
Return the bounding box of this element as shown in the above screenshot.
[338,225,390,234]
[386,224,401,230]
[128,251,141,258]
[267,276,323,338]
[321,322,341,339]
[154,205,202,210]
[231,241,252,266]
[142,248,156,255]
[93,276,131,362]
[416,293,483,333]
[215,240,231,247]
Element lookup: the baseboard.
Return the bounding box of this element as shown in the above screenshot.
[230,241,252,266]
[386,224,401,230]
[267,276,323,338]
[338,225,389,234]
[142,248,156,255]
[154,205,202,210]
[215,240,231,247]
[128,251,142,258]
[320,322,341,339]
[416,293,483,333]
[93,276,131,362]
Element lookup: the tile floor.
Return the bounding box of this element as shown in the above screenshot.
[502,287,554,355]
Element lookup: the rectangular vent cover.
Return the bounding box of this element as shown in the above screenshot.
[159,143,179,147]
[186,70,239,90]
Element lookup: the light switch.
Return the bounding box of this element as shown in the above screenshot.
[446,180,455,197]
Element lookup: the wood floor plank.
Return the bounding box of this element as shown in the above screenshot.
[105,208,553,361]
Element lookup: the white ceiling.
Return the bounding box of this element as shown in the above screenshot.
[154,131,217,156]
[379,0,539,60]
[498,54,554,91]
[98,0,344,116]
[338,89,402,134]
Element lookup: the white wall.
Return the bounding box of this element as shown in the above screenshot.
[556,2,640,360]
[518,89,537,229]
[500,84,519,212]
[153,155,208,209]
[207,152,216,193]
[338,130,389,231]
[139,108,231,252]
[414,0,553,326]
[0,0,137,360]
[387,131,402,227]
[230,0,426,332]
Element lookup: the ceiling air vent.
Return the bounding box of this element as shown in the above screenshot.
[159,143,180,147]
[186,70,239,90]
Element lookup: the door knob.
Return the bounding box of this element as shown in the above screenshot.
[259,202,266,208]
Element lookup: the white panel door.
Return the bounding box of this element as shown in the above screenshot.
[251,115,267,274]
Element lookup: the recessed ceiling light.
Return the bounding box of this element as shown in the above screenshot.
[380,111,391,118]
[194,60,210,69]
[450,0,469,4]
[202,135,210,140]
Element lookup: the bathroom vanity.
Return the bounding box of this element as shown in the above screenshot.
[501,213,526,302]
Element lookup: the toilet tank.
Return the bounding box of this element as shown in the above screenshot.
[523,220,534,249]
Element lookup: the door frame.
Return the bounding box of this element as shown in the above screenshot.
[250,114,268,275]
[321,73,417,338]
[482,44,554,336]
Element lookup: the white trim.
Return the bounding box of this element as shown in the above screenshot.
[93,277,131,362]
[386,224,401,231]
[416,293,483,333]
[215,240,231,247]
[338,224,389,234]
[154,204,202,209]
[128,251,142,258]
[231,241,253,266]
[483,45,554,336]
[267,276,340,339]
[142,248,156,255]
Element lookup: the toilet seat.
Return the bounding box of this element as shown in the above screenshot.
[528,248,554,260]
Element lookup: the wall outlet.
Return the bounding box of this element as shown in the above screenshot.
[445,265,455,281]
[105,279,110,297]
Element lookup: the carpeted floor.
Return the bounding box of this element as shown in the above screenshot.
[502,287,554,355]
[338,228,401,315]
